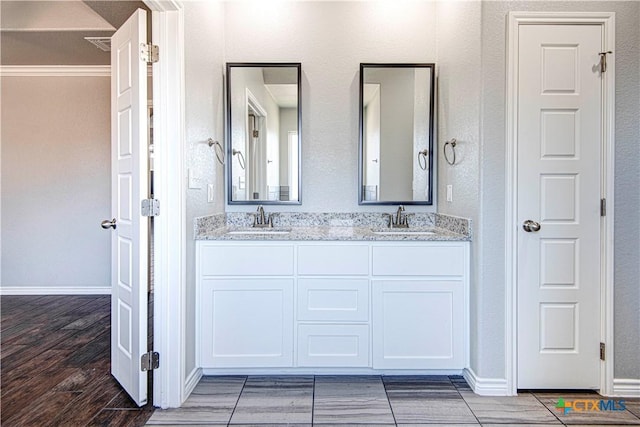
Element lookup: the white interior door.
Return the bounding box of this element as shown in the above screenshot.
[109,8,149,406]
[517,24,603,389]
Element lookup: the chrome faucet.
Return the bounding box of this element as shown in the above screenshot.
[395,205,405,226]
[253,205,273,228]
[384,205,410,228]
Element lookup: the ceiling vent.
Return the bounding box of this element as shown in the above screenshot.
[84,36,111,52]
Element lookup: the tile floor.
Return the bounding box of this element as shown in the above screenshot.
[146,375,640,426]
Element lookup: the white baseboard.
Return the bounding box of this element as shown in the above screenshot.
[202,368,463,376]
[612,379,640,397]
[0,286,111,295]
[0,65,111,77]
[463,367,510,396]
[0,65,152,77]
[184,367,203,402]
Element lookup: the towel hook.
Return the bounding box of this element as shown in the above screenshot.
[444,138,457,165]
[207,138,225,165]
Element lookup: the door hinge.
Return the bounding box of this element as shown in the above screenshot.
[600,342,606,361]
[141,198,160,217]
[600,198,606,216]
[141,351,159,371]
[141,43,159,63]
[598,51,612,73]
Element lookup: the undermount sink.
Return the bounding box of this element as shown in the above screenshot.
[372,229,435,236]
[227,228,291,235]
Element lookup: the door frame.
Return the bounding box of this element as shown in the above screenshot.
[144,0,185,408]
[505,11,615,396]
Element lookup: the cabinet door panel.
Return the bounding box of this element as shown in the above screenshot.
[372,280,464,369]
[200,279,294,367]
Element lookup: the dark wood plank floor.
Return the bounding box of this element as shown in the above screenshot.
[1,295,154,426]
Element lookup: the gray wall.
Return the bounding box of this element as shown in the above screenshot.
[182,0,438,383]
[223,1,438,212]
[1,76,111,290]
[436,0,640,382]
[184,0,225,379]
[473,1,639,380]
[435,0,483,375]
[183,0,640,383]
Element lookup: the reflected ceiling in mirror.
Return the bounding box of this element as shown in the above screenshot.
[226,63,301,204]
[359,63,435,205]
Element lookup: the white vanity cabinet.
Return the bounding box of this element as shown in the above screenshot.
[296,244,371,367]
[196,240,469,372]
[198,244,295,368]
[371,244,467,369]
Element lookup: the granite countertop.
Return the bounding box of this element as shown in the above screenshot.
[194,212,472,242]
[196,225,470,242]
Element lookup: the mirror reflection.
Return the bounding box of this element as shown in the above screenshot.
[227,63,301,204]
[359,63,435,205]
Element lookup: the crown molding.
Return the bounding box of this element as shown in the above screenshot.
[0,65,111,77]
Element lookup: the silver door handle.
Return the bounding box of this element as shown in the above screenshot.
[101,218,117,230]
[522,220,541,232]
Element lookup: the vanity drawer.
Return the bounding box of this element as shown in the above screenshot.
[297,244,369,275]
[297,279,369,322]
[297,324,370,367]
[199,244,294,276]
[372,244,465,276]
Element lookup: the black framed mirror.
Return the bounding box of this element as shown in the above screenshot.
[226,63,302,205]
[358,63,435,205]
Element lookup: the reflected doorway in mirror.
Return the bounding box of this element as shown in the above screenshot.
[359,63,435,205]
[226,63,302,205]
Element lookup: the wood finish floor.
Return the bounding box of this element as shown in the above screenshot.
[1,295,154,426]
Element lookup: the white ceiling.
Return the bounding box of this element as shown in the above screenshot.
[264,84,298,109]
[1,0,149,66]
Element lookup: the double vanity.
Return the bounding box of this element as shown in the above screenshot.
[195,210,470,374]
[197,61,469,374]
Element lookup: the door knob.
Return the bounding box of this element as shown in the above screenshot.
[522,220,541,232]
[101,218,117,230]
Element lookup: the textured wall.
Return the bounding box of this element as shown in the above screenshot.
[223,1,438,212]
[184,0,225,378]
[612,1,640,382]
[479,1,640,380]
[183,0,640,383]
[435,0,484,375]
[1,76,111,290]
